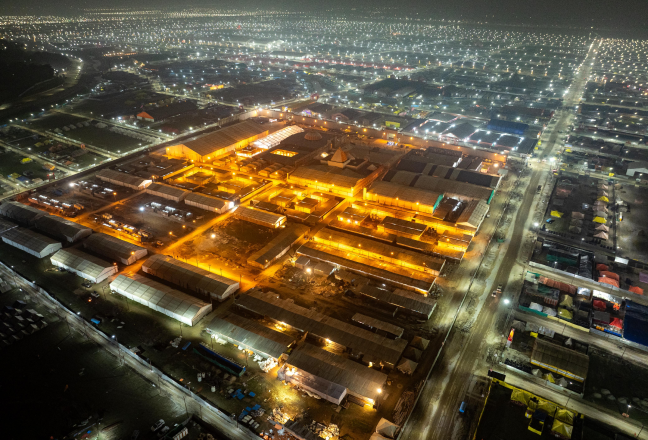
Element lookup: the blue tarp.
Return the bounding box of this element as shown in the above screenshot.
[487,118,528,135]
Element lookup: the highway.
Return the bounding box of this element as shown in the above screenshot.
[400,40,605,440]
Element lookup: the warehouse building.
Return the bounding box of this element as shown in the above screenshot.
[0,201,46,225]
[206,313,295,360]
[288,164,382,197]
[456,199,489,230]
[165,121,268,162]
[250,125,304,150]
[34,214,93,243]
[363,181,443,215]
[382,171,495,203]
[110,274,212,326]
[247,224,310,269]
[235,206,286,228]
[530,338,589,383]
[282,343,387,405]
[145,182,191,202]
[359,285,437,319]
[312,228,445,276]
[50,248,117,283]
[184,192,234,214]
[1,227,62,258]
[83,233,148,265]
[142,254,239,301]
[96,169,153,190]
[0,218,17,235]
[236,289,408,368]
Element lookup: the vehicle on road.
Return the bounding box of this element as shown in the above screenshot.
[492,284,503,298]
[90,291,100,298]
[546,218,555,224]
[151,419,165,432]
[157,426,170,437]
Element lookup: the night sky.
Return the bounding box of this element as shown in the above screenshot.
[0,0,646,38]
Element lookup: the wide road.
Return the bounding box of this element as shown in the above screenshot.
[400,40,600,440]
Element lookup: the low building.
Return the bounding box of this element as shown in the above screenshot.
[165,121,268,162]
[50,248,117,283]
[142,254,239,301]
[96,169,152,190]
[1,227,62,258]
[364,181,443,215]
[235,206,286,228]
[206,313,295,360]
[136,100,197,122]
[456,199,489,230]
[184,192,233,214]
[282,343,387,405]
[358,285,437,319]
[0,218,18,235]
[247,224,310,269]
[289,164,382,197]
[236,289,407,368]
[83,233,148,265]
[34,214,93,243]
[110,274,212,326]
[145,182,191,202]
[530,338,589,383]
[0,201,46,225]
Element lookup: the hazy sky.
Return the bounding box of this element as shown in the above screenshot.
[1,0,646,37]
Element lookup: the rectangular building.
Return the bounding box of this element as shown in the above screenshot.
[50,248,117,283]
[165,121,268,162]
[283,343,387,405]
[145,182,191,202]
[364,181,443,215]
[1,227,62,258]
[142,254,239,301]
[0,201,46,225]
[247,224,310,269]
[83,233,148,265]
[236,289,407,367]
[34,214,93,243]
[184,192,233,214]
[206,313,295,360]
[235,206,286,228]
[96,169,152,190]
[110,274,212,326]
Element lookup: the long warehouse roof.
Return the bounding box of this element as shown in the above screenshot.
[179,121,266,156]
[248,224,309,267]
[287,343,387,402]
[83,233,147,263]
[252,125,304,149]
[110,274,212,326]
[314,228,445,273]
[96,169,151,188]
[290,166,365,188]
[359,285,437,317]
[34,214,92,242]
[142,254,238,300]
[146,182,190,198]
[366,181,444,208]
[2,227,60,253]
[50,248,115,280]
[531,338,589,381]
[185,192,229,211]
[235,206,286,225]
[236,289,407,366]
[207,313,295,359]
[0,201,46,224]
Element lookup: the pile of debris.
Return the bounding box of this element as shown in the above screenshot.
[392,380,424,425]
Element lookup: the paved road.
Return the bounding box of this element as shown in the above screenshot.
[400,40,601,440]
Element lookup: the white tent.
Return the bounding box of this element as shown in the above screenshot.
[571,212,585,220]
[375,419,400,439]
[396,358,418,375]
[594,231,609,240]
[596,224,610,232]
[594,211,608,218]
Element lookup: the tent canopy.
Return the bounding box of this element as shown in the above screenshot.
[568,226,582,234]
[571,212,585,219]
[598,196,609,202]
[375,418,399,439]
[551,210,564,218]
[511,388,533,406]
[595,224,609,232]
[594,231,609,240]
[593,216,607,224]
[551,419,573,439]
[396,358,418,375]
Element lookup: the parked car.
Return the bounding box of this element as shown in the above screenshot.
[157,426,170,437]
[90,291,100,298]
[151,419,165,432]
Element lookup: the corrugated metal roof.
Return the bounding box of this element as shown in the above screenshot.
[290,165,365,189]
[83,233,147,264]
[0,201,46,225]
[0,218,17,235]
[287,343,387,401]
[185,192,229,211]
[352,313,404,338]
[359,285,437,318]
[96,169,151,188]
[142,254,238,300]
[1,227,60,253]
[252,125,304,149]
[34,214,92,243]
[207,313,294,359]
[235,206,286,226]
[50,248,115,280]
[248,224,309,267]
[236,289,407,366]
[457,199,489,229]
[110,274,211,326]
[366,180,443,211]
[179,121,267,156]
[531,338,589,381]
[146,182,191,199]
